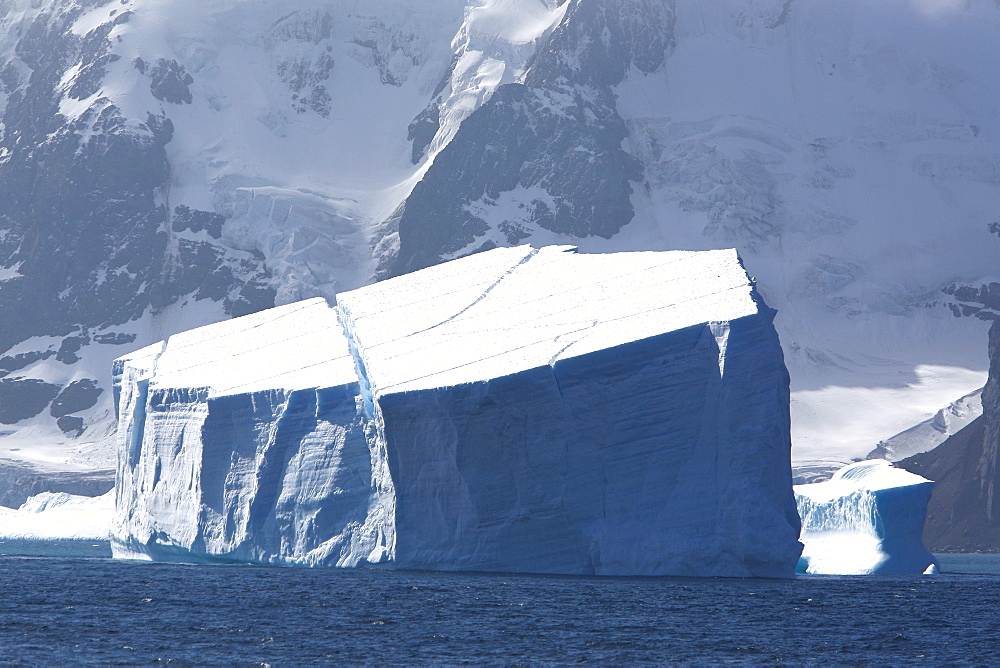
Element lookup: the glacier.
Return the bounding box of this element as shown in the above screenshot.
[112,245,803,576]
[795,460,937,575]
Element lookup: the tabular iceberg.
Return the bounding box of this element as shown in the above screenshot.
[795,460,937,575]
[0,491,113,541]
[112,245,802,576]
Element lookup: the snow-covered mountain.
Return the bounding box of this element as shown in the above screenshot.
[2,0,1000,479]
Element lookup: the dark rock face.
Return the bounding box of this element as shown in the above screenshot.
[377,0,675,278]
[147,239,275,315]
[50,379,103,418]
[142,58,194,105]
[943,282,1000,321]
[0,378,61,424]
[269,10,336,117]
[92,332,137,346]
[0,8,169,355]
[0,350,55,377]
[56,336,89,365]
[172,205,225,240]
[0,3,274,436]
[981,319,1000,524]
[407,102,440,164]
[57,415,85,436]
[899,319,1000,551]
[899,417,1000,551]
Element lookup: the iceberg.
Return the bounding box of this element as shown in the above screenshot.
[0,491,113,541]
[795,460,937,575]
[112,245,802,576]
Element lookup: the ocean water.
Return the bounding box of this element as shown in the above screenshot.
[0,546,998,665]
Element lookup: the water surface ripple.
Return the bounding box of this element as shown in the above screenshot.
[0,553,997,664]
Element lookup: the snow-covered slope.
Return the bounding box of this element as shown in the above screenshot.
[112,245,803,576]
[795,460,936,575]
[868,387,982,462]
[2,0,1000,476]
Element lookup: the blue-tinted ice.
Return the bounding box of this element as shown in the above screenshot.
[112,245,802,576]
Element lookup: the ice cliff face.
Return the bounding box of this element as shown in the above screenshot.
[795,460,936,575]
[112,245,802,576]
[3,0,1000,476]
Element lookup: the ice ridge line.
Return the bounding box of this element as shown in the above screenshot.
[409,247,541,337]
[335,303,375,419]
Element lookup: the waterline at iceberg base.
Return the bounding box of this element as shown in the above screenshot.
[795,460,937,575]
[111,245,803,577]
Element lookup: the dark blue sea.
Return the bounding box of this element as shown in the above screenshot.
[0,543,998,665]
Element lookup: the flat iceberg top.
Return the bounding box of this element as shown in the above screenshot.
[122,298,358,397]
[795,459,932,503]
[338,245,762,395]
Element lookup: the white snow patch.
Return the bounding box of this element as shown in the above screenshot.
[339,245,760,395]
[0,262,23,281]
[140,298,356,397]
[428,0,568,156]
[70,0,122,37]
[791,364,987,465]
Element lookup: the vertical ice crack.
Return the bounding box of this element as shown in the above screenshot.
[336,303,375,419]
[709,322,730,377]
[124,337,169,467]
[334,301,396,565]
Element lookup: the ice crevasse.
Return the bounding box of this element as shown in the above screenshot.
[111,245,803,576]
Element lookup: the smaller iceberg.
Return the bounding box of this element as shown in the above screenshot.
[0,491,113,540]
[795,460,936,575]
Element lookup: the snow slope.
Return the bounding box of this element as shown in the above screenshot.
[868,387,983,461]
[610,0,1000,464]
[112,245,802,576]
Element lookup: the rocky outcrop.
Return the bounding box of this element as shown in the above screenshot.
[900,320,1000,552]
[376,0,676,277]
[0,2,273,440]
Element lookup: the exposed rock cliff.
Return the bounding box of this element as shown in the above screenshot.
[900,320,1000,552]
